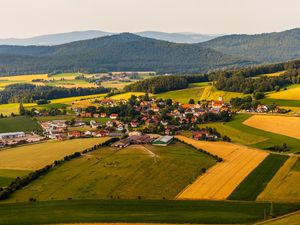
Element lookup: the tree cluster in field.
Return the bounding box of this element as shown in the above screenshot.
[212,59,300,94]
[0,138,119,201]
[124,75,208,93]
[0,83,110,104]
[267,143,289,152]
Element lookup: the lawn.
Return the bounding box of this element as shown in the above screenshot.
[0,169,29,188]
[0,199,299,225]
[223,114,300,152]
[0,116,41,132]
[5,142,216,202]
[228,154,289,201]
[156,87,204,103]
[0,138,110,171]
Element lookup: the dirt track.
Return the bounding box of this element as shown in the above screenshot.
[175,135,268,200]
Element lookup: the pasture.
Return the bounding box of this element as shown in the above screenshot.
[223,114,300,152]
[0,199,299,225]
[0,138,109,171]
[5,142,216,202]
[244,115,300,140]
[0,116,41,132]
[156,87,204,103]
[228,154,289,201]
[257,156,300,202]
[175,135,268,200]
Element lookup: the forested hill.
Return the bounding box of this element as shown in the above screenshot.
[0,33,252,76]
[200,28,300,63]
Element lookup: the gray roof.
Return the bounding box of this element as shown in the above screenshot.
[0,132,25,137]
[155,135,173,143]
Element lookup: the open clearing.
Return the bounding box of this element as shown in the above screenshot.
[228,154,289,201]
[4,142,216,202]
[0,116,41,132]
[243,115,300,140]
[0,138,109,171]
[0,199,299,225]
[175,135,268,200]
[257,156,300,202]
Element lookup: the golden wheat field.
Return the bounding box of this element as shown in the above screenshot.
[175,135,268,200]
[267,85,300,100]
[0,138,110,171]
[243,115,300,140]
[257,157,300,202]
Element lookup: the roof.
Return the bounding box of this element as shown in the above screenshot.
[154,135,173,143]
[0,132,25,137]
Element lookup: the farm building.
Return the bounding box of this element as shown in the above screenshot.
[0,132,25,139]
[152,135,174,146]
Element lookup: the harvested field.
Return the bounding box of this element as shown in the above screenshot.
[257,156,300,202]
[243,115,300,140]
[0,138,109,171]
[175,135,268,200]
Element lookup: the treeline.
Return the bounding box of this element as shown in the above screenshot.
[0,84,110,104]
[0,138,118,200]
[215,69,300,94]
[124,75,208,94]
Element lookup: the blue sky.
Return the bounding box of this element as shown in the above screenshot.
[1,0,300,38]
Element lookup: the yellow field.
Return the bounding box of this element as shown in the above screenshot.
[243,115,300,140]
[50,93,106,105]
[257,156,300,202]
[175,135,268,200]
[0,103,36,116]
[0,138,109,171]
[258,211,300,225]
[267,84,300,100]
[110,92,151,100]
[0,74,48,81]
[200,86,245,101]
[262,71,286,77]
[101,81,133,89]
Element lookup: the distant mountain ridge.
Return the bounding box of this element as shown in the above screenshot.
[200,28,300,62]
[0,33,252,75]
[0,30,219,46]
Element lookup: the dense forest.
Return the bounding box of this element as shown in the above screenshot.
[0,33,252,75]
[124,75,208,93]
[201,28,300,62]
[0,84,110,104]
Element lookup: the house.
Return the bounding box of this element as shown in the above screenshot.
[68,131,81,138]
[0,132,25,139]
[257,105,268,113]
[90,120,101,129]
[130,121,138,128]
[110,114,119,119]
[100,113,107,118]
[129,135,152,144]
[112,138,131,148]
[128,131,142,137]
[94,130,109,137]
[93,114,100,118]
[152,135,174,146]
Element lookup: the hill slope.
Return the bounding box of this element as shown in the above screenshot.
[201,28,300,62]
[0,33,252,75]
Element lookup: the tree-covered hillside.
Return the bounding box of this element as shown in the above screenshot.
[201,28,300,62]
[0,33,252,76]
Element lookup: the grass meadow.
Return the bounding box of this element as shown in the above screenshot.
[0,116,41,132]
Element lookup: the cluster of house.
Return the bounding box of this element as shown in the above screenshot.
[0,132,45,148]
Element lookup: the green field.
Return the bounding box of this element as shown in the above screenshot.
[156,87,204,103]
[213,114,300,152]
[0,169,29,188]
[260,98,300,107]
[0,199,299,225]
[0,116,41,132]
[260,211,300,225]
[5,142,216,202]
[228,154,289,201]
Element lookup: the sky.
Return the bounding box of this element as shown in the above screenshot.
[0,0,300,38]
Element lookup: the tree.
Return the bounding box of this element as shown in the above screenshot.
[189,99,195,104]
[254,92,265,100]
[19,103,26,116]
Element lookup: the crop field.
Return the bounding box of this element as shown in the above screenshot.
[0,103,36,116]
[200,86,245,101]
[243,115,300,140]
[0,199,300,225]
[45,79,98,88]
[175,135,268,200]
[260,98,300,107]
[261,71,286,77]
[260,211,300,225]
[0,169,29,188]
[156,87,204,103]
[267,84,300,100]
[257,157,300,202]
[0,138,110,171]
[221,114,300,152]
[110,92,150,100]
[5,142,216,202]
[102,81,134,89]
[0,116,41,132]
[228,154,289,201]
